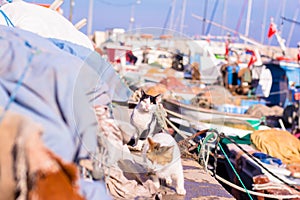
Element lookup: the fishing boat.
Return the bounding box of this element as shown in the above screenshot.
[164,98,261,123]
[172,120,300,200]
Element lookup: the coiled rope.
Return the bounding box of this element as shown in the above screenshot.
[199,130,253,199]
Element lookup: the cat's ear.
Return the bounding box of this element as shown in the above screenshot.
[155,94,162,104]
[161,145,174,155]
[148,137,160,151]
[160,145,174,162]
[141,89,146,96]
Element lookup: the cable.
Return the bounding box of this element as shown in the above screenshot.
[218,141,253,200]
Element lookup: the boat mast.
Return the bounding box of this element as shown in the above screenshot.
[244,0,252,43]
[87,0,94,37]
[269,0,286,46]
[169,0,176,30]
[202,0,208,35]
[192,13,264,48]
[287,1,300,47]
[205,0,219,35]
[221,0,227,36]
[69,0,74,22]
[128,4,135,32]
[179,0,187,34]
[128,1,141,33]
[279,0,287,33]
[260,0,268,44]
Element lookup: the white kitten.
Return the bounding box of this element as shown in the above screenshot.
[143,132,186,195]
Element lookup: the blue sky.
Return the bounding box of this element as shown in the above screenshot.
[28,0,300,47]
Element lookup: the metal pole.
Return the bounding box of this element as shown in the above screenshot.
[287,2,300,47]
[87,0,94,37]
[169,0,176,30]
[279,0,287,33]
[179,0,187,34]
[69,0,74,22]
[245,0,252,40]
[260,0,268,44]
[221,0,227,36]
[202,0,208,35]
[128,4,135,32]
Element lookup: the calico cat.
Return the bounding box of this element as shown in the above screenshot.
[129,89,163,150]
[143,132,186,195]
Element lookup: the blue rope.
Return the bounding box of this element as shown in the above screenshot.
[218,142,253,200]
[0,46,35,122]
[0,10,14,27]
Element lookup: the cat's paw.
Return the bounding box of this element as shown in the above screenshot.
[176,187,186,195]
[128,145,142,151]
[165,177,172,186]
[128,140,144,151]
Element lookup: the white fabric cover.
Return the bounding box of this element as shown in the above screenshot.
[0,0,94,50]
[256,65,272,98]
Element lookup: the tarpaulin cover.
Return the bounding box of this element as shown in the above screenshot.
[251,129,300,164]
[49,38,132,102]
[0,25,100,162]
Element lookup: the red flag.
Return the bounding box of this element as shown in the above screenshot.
[267,22,276,38]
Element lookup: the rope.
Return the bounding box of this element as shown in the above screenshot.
[218,141,253,200]
[165,107,204,126]
[0,41,38,123]
[154,104,168,130]
[213,171,300,199]
[256,89,289,98]
[198,131,216,171]
[165,117,188,139]
[166,106,300,198]
[0,10,14,27]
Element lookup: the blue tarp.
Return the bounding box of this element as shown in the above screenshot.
[49,38,132,103]
[0,26,130,165]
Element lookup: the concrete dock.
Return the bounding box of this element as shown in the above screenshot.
[161,159,235,200]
